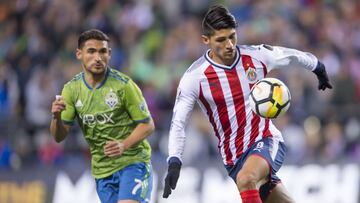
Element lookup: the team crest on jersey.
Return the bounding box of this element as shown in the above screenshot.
[139,102,146,112]
[105,89,118,109]
[246,68,258,83]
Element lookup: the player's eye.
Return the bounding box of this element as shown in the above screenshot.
[216,38,226,42]
[87,49,96,54]
[99,49,108,54]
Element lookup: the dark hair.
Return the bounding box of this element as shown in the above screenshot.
[202,5,238,37]
[78,29,110,48]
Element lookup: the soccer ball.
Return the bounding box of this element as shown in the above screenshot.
[249,78,291,119]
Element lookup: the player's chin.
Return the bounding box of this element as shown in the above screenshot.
[223,53,235,60]
[91,67,106,74]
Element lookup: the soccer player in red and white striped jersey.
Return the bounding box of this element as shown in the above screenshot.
[162,5,332,203]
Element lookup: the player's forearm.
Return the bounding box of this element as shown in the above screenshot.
[50,118,69,143]
[167,99,194,161]
[168,121,186,161]
[122,119,155,149]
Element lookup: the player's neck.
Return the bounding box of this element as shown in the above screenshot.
[84,71,106,89]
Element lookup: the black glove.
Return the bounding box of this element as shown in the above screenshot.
[313,61,333,91]
[163,157,182,198]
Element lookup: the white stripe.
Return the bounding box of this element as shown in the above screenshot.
[269,121,284,142]
[271,138,280,161]
[242,97,253,152]
[243,102,253,152]
[256,118,266,142]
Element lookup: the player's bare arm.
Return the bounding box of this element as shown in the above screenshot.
[50,96,71,142]
[103,118,155,157]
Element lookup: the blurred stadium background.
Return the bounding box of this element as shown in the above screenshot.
[0,0,360,202]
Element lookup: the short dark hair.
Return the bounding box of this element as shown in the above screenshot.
[202,5,238,37]
[78,29,110,48]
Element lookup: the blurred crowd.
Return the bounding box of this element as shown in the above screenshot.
[0,0,360,171]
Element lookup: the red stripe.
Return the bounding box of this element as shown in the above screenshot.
[249,113,261,146]
[241,55,261,147]
[199,84,221,149]
[262,119,272,138]
[261,62,268,76]
[204,65,233,165]
[224,68,245,158]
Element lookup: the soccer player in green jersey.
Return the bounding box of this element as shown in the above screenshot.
[50,29,155,203]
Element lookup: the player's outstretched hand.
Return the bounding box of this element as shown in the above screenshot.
[313,61,332,91]
[52,95,66,119]
[163,157,181,198]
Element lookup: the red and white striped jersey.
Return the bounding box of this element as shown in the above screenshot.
[168,44,318,166]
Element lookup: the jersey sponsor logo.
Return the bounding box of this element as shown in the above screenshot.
[246,68,258,83]
[80,113,115,126]
[75,100,83,108]
[105,89,118,109]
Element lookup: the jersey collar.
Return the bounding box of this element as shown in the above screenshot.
[204,45,241,70]
[82,67,110,90]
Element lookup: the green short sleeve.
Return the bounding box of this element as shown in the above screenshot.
[60,84,76,125]
[124,79,151,123]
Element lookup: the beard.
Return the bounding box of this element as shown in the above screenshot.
[83,63,107,76]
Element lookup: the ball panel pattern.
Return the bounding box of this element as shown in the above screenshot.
[250,78,291,119]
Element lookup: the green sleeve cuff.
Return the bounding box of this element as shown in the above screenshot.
[62,120,75,126]
[134,117,150,123]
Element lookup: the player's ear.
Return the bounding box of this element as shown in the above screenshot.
[76,48,82,60]
[108,48,112,58]
[202,35,210,45]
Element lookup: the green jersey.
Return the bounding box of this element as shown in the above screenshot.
[60,68,152,179]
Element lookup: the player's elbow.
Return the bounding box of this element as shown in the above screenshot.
[50,122,69,143]
[148,120,156,134]
[53,134,66,143]
[146,119,155,136]
[50,128,68,143]
[54,137,63,143]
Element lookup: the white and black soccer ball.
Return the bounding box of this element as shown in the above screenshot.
[249,78,291,119]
